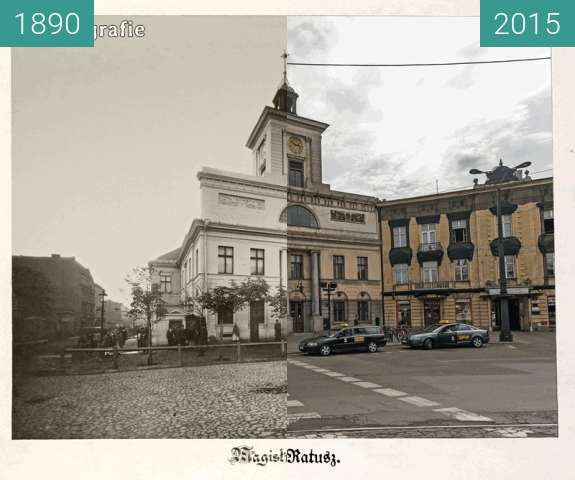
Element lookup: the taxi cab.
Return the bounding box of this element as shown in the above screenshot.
[299,326,387,356]
[402,323,490,349]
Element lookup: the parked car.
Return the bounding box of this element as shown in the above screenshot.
[299,325,387,356]
[402,323,489,349]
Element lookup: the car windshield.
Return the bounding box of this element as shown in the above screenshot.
[422,324,443,333]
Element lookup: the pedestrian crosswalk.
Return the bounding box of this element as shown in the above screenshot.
[287,393,321,424]
[288,358,496,425]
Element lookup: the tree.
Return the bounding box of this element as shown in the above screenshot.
[12,265,54,340]
[267,285,287,324]
[126,266,167,365]
[196,278,270,340]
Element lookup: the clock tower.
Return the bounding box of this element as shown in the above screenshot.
[245,53,329,190]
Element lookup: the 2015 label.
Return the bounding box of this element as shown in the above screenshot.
[494,12,560,36]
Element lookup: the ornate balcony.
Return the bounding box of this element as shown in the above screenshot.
[412,280,452,291]
[417,242,444,264]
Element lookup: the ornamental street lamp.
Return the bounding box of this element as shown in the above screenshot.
[98,290,107,345]
[469,159,531,342]
[320,282,337,332]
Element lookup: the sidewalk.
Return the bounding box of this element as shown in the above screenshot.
[287,330,555,354]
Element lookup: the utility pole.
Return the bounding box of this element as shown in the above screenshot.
[496,186,512,341]
[320,282,337,332]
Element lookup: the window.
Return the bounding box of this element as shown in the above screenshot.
[394,263,409,284]
[502,214,513,238]
[504,255,516,279]
[451,219,468,243]
[257,140,267,175]
[250,301,265,324]
[422,261,439,283]
[357,256,368,280]
[545,252,554,276]
[195,249,199,276]
[160,274,172,293]
[397,301,411,326]
[288,160,304,187]
[454,259,469,281]
[250,248,265,275]
[286,205,318,228]
[218,246,233,274]
[218,308,233,325]
[357,301,369,322]
[420,223,436,246]
[393,226,407,248]
[455,300,472,323]
[543,209,554,234]
[188,258,191,281]
[333,255,345,280]
[333,301,346,322]
[290,254,303,279]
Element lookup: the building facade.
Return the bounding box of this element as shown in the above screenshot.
[12,254,96,340]
[379,176,555,331]
[278,81,382,333]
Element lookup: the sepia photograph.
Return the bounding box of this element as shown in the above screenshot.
[11,14,557,442]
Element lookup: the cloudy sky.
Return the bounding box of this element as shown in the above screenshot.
[287,17,552,199]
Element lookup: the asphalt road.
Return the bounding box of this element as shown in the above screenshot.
[287,332,557,438]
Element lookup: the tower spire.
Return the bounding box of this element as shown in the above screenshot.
[281,50,289,85]
[273,50,299,114]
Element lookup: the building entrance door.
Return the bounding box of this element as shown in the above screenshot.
[493,298,521,330]
[290,301,304,332]
[249,301,264,342]
[424,299,441,326]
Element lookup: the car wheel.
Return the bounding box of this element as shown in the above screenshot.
[367,341,378,353]
[319,344,332,356]
[472,336,484,348]
[423,338,434,350]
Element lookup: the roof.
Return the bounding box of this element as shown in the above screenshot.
[150,247,182,264]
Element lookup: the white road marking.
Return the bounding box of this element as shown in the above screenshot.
[354,382,383,389]
[399,396,440,408]
[338,376,362,382]
[323,371,345,377]
[485,427,534,437]
[508,345,518,349]
[288,412,321,424]
[308,368,330,373]
[434,407,493,422]
[287,399,304,407]
[373,388,408,397]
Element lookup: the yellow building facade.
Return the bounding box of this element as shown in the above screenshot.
[379,177,555,332]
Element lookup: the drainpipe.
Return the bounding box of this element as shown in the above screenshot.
[377,205,386,327]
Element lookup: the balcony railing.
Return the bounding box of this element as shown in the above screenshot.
[418,242,443,253]
[412,280,452,290]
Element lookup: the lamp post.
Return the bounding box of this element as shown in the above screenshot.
[469,159,531,342]
[320,282,337,332]
[98,290,107,344]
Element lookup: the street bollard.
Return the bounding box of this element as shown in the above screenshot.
[281,341,286,357]
[178,345,183,367]
[236,341,242,362]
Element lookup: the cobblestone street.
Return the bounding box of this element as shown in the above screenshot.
[13,361,287,439]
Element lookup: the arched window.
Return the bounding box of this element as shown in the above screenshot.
[286,205,318,228]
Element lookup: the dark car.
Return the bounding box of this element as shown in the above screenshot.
[402,323,489,349]
[299,325,387,356]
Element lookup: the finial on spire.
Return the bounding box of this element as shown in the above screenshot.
[499,158,503,166]
[281,50,289,85]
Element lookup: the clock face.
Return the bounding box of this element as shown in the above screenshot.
[288,136,304,155]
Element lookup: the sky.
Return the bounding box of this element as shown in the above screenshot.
[287,17,552,200]
[12,16,553,304]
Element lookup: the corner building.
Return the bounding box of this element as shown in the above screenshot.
[378,176,555,331]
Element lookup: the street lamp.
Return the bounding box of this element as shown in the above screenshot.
[469,159,531,342]
[320,282,337,332]
[98,290,107,344]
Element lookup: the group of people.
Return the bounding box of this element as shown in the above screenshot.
[166,325,207,346]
